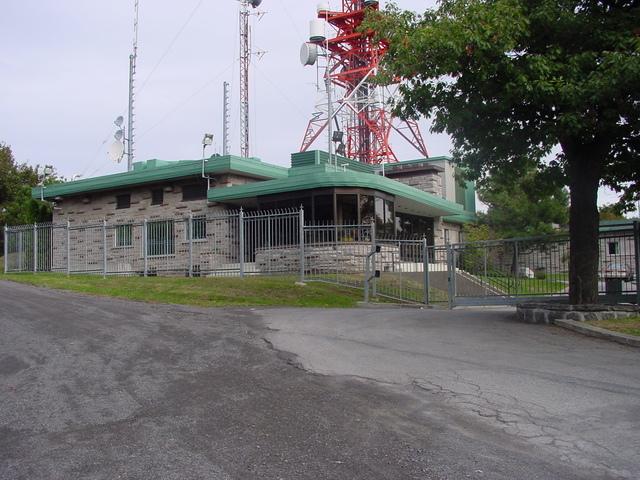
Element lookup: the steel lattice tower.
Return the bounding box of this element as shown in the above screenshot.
[300,0,429,164]
[239,1,251,159]
[238,0,264,159]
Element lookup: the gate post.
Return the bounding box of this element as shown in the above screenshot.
[33,223,38,274]
[371,219,377,298]
[447,242,456,309]
[188,215,193,278]
[634,220,640,305]
[514,241,520,297]
[103,220,108,279]
[239,208,245,279]
[299,207,305,283]
[423,235,430,305]
[143,219,148,277]
[3,226,7,274]
[66,221,71,277]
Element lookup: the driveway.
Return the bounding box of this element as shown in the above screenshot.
[1,279,638,479]
[259,306,640,479]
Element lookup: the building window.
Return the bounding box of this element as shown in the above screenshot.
[147,220,174,256]
[608,242,619,255]
[186,216,207,240]
[115,224,133,247]
[151,189,164,205]
[182,183,207,201]
[116,194,131,209]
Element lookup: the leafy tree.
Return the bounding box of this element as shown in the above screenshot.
[0,142,53,252]
[475,170,569,239]
[462,170,569,277]
[598,203,626,221]
[366,0,640,303]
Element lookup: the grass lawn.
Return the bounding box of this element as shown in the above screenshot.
[589,317,640,337]
[0,273,378,308]
[477,275,567,295]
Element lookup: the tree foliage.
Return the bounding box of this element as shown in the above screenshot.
[598,203,627,221]
[366,0,640,303]
[474,171,569,239]
[0,143,53,241]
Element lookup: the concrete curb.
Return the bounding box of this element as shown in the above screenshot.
[553,319,640,348]
[356,302,436,309]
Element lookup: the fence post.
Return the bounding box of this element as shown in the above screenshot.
[33,223,38,274]
[239,208,245,279]
[143,219,148,277]
[188,214,193,278]
[17,229,23,272]
[3,226,7,274]
[103,220,108,279]
[66,221,71,277]
[423,235,430,305]
[514,241,520,297]
[371,218,377,298]
[447,242,455,309]
[299,207,305,283]
[634,220,640,305]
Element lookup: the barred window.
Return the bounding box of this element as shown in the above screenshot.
[115,224,133,247]
[186,216,207,240]
[147,220,174,256]
[182,183,207,201]
[116,194,131,209]
[151,189,164,205]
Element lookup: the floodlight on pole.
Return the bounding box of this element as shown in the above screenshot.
[202,133,215,189]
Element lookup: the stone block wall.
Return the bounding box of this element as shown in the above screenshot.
[53,175,247,225]
[255,243,398,274]
[517,302,640,324]
[388,171,443,198]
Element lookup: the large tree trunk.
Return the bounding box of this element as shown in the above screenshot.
[563,139,607,304]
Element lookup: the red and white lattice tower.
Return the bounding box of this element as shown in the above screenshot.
[300,0,428,164]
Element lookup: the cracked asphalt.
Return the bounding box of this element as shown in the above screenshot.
[261,306,640,479]
[1,279,639,479]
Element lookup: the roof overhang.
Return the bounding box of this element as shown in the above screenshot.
[208,170,470,219]
[32,155,288,201]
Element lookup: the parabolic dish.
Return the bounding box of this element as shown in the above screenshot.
[107,140,125,162]
[300,42,318,66]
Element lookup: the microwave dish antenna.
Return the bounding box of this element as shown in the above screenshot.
[299,0,429,165]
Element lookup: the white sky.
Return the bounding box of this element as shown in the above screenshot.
[0,0,623,207]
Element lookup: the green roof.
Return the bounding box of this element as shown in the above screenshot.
[205,151,473,220]
[208,165,469,218]
[33,149,475,222]
[599,219,639,232]
[33,155,288,200]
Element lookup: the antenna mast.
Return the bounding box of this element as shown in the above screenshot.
[127,0,139,171]
[239,1,250,158]
[223,81,230,155]
[238,0,264,159]
[300,0,429,164]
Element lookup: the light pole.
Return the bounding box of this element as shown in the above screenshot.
[202,134,214,189]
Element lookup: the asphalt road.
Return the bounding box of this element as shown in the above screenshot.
[261,305,640,479]
[1,279,638,479]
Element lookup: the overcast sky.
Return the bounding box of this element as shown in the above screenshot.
[0,0,624,207]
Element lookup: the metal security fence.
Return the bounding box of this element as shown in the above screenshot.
[304,223,373,289]
[451,228,640,306]
[4,212,639,307]
[4,209,302,278]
